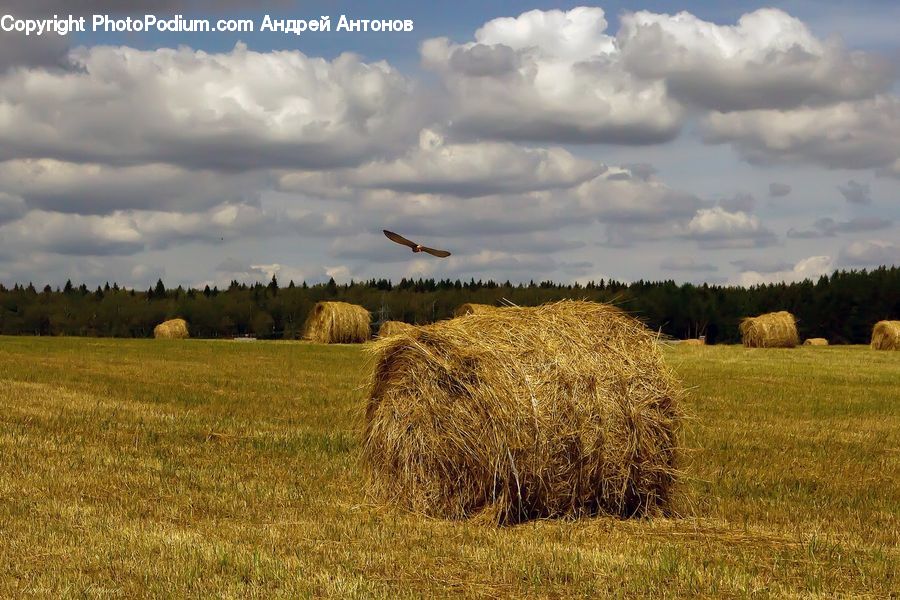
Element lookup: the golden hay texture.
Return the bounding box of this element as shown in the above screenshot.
[681,338,705,346]
[739,311,799,348]
[377,320,415,338]
[803,338,829,346]
[153,318,189,339]
[363,300,683,525]
[453,303,498,317]
[303,301,370,344]
[870,321,900,351]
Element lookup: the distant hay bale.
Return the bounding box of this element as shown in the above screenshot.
[377,320,415,338]
[739,311,798,348]
[803,338,829,346]
[870,321,900,351]
[453,303,497,317]
[363,300,683,525]
[303,301,370,344]
[681,338,705,346]
[153,318,189,340]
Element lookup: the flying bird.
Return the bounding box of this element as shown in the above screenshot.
[383,230,451,258]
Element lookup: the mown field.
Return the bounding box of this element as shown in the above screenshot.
[0,337,897,598]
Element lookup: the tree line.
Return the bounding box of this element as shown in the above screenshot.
[0,266,897,344]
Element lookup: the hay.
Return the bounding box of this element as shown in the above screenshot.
[870,321,900,351]
[803,338,829,346]
[377,320,415,338]
[303,301,370,344]
[453,303,497,317]
[153,318,189,339]
[739,311,798,348]
[681,338,705,346]
[363,300,683,524]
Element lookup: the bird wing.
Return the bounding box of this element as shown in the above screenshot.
[383,229,418,249]
[421,246,451,258]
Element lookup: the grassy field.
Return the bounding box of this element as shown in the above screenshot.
[1,337,897,598]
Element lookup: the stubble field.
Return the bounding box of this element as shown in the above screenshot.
[0,337,897,597]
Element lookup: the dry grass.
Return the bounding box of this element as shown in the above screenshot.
[740,311,799,348]
[153,318,189,339]
[453,303,497,317]
[681,339,705,346]
[376,320,415,338]
[803,338,829,346]
[364,301,682,524]
[871,320,900,350]
[303,301,370,344]
[0,338,897,597]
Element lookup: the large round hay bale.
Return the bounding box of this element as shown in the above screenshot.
[363,300,683,524]
[803,338,829,346]
[153,318,189,339]
[871,321,900,351]
[377,320,415,338]
[453,303,497,317]
[303,301,370,344]
[739,311,798,348]
[680,338,704,346]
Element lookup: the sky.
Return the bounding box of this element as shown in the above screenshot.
[0,1,898,289]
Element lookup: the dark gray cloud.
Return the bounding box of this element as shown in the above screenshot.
[818,216,891,233]
[279,131,605,199]
[447,43,519,77]
[0,193,27,225]
[414,251,563,279]
[285,163,705,250]
[837,180,872,205]
[788,216,892,238]
[660,257,718,272]
[786,228,821,239]
[0,32,70,72]
[443,102,682,146]
[0,160,268,214]
[719,193,756,212]
[731,258,794,273]
[327,232,436,264]
[329,231,584,266]
[577,176,703,225]
[620,163,658,181]
[216,257,251,273]
[838,240,900,266]
[769,182,792,197]
[214,258,275,279]
[0,201,339,258]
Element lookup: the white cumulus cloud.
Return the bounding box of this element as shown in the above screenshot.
[421,7,683,144]
[733,255,834,286]
[279,129,605,198]
[618,8,892,111]
[0,43,424,171]
[683,207,776,248]
[703,96,900,174]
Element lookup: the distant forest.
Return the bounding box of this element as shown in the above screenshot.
[1,267,898,344]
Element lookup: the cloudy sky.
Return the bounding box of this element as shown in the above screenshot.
[0,1,898,289]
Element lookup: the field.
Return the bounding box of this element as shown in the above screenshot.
[1,337,897,598]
